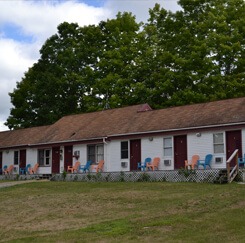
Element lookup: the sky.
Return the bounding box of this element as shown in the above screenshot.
[0,0,181,131]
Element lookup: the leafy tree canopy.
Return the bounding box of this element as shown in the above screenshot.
[6,0,245,129]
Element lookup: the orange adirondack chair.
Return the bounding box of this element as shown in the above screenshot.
[29,163,39,174]
[4,165,14,174]
[92,160,104,173]
[67,161,80,173]
[146,157,160,171]
[185,155,200,170]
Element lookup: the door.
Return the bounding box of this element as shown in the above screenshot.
[174,135,187,169]
[19,150,26,169]
[226,130,242,167]
[0,152,2,174]
[64,146,73,172]
[52,147,60,173]
[130,139,141,171]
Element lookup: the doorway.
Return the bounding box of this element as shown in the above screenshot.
[174,135,187,169]
[130,139,141,171]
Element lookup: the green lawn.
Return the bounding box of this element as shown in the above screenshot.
[0,181,244,242]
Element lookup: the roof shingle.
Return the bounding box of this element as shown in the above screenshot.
[0,97,244,148]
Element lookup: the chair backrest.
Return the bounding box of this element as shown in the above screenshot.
[205,154,213,164]
[96,160,104,172]
[7,165,14,173]
[144,157,151,166]
[191,155,200,166]
[26,164,31,170]
[74,161,80,169]
[152,157,160,167]
[85,161,91,169]
[33,163,39,173]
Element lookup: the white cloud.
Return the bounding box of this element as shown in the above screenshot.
[104,0,181,22]
[0,0,180,131]
[0,0,111,131]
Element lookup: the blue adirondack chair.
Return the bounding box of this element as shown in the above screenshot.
[0,165,8,174]
[138,157,151,171]
[19,164,31,175]
[80,161,91,173]
[238,154,245,168]
[198,154,213,169]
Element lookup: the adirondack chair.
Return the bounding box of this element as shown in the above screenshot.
[138,157,151,171]
[92,160,104,173]
[67,161,80,173]
[4,165,14,174]
[197,154,213,169]
[185,155,200,170]
[146,157,160,171]
[1,165,8,174]
[238,154,245,168]
[29,163,39,174]
[79,161,91,173]
[19,164,31,175]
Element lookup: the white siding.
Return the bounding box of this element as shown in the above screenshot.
[141,137,163,169]
[73,144,87,165]
[188,131,226,169]
[107,141,122,172]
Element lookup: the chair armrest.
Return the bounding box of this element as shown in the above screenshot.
[197,160,205,164]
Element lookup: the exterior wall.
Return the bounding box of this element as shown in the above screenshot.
[141,137,163,169]
[59,146,64,173]
[2,150,15,172]
[242,128,245,157]
[73,144,87,165]
[187,130,244,169]
[107,141,122,172]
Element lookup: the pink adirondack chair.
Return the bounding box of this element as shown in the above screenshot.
[4,165,14,174]
[146,157,160,171]
[92,160,104,173]
[29,163,39,174]
[67,161,80,173]
[185,155,200,169]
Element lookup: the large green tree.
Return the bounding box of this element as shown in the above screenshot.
[137,0,245,108]
[6,0,245,129]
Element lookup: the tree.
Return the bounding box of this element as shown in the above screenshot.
[137,0,245,108]
[6,0,245,129]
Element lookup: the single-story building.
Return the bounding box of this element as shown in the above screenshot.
[0,97,244,175]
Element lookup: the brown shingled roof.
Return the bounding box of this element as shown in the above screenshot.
[0,125,50,148]
[0,97,245,148]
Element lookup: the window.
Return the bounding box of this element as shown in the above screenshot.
[14,151,19,165]
[164,137,172,156]
[38,149,51,166]
[87,144,104,164]
[121,141,129,159]
[213,133,224,153]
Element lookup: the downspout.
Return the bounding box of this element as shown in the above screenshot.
[103,137,108,144]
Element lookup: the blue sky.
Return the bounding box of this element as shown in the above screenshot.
[0,0,180,131]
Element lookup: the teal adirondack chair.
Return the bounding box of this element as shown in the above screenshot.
[138,157,151,171]
[19,164,31,174]
[80,161,91,173]
[238,154,245,168]
[198,154,213,169]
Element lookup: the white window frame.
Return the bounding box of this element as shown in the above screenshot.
[121,141,129,159]
[38,149,51,166]
[163,137,173,157]
[87,144,104,164]
[213,133,224,154]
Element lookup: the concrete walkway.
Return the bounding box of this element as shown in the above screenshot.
[0,180,46,189]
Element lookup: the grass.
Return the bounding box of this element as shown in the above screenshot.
[0,181,244,242]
